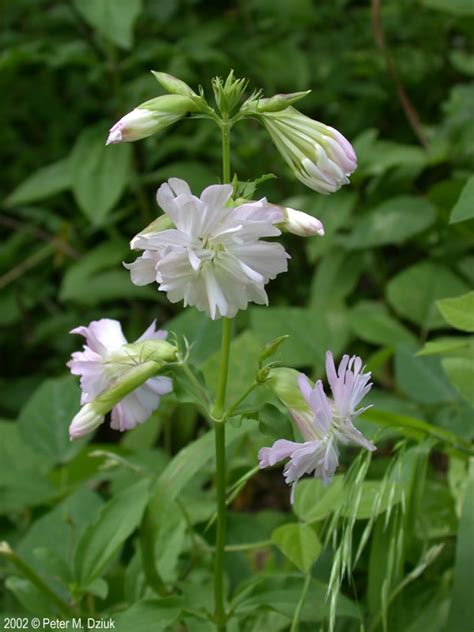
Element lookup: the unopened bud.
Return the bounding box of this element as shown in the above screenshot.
[245,91,311,113]
[268,367,310,413]
[281,207,324,237]
[69,403,104,439]
[259,335,289,365]
[151,71,197,97]
[106,95,198,145]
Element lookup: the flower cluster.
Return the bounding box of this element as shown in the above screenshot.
[67,319,173,438]
[261,107,357,194]
[259,351,375,501]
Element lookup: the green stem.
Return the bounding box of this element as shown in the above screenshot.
[222,381,259,420]
[290,573,312,632]
[209,121,234,632]
[0,542,73,616]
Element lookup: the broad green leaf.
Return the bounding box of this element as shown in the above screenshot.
[349,301,416,346]
[395,344,456,404]
[310,251,364,307]
[70,125,131,225]
[386,261,469,330]
[450,176,474,223]
[437,291,474,332]
[4,577,62,617]
[60,241,156,304]
[272,523,321,572]
[17,375,88,464]
[251,305,350,368]
[72,0,143,49]
[114,597,183,632]
[5,159,70,206]
[348,196,435,249]
[442,357,474,406]
[417,337,471,356]
[293,476,345,523]
[423,0,474,17]
[0,421,55,513]
[74,478,150,587]
[446,465,474,630]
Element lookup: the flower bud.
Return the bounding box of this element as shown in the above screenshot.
[260,107,357,194]
[69,403,104,439]
[243,91,311,113]
[280,207,324,237]
[106,95,198,145]
[151,71,197,97]
[268,367,310,413]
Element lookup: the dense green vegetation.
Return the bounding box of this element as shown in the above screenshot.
[1,1,473,630]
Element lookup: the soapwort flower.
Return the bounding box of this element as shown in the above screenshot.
[259,351,376,501]
[67,319,173,437]
[261,107,357,194]
[126,178,290,319]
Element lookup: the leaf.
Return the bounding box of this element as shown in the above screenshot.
[446,465,474,630]
[450,176,474,223]
[70,124,131,225]
[340,480,403,520]
[386,261,469,331]
[74,478,150,587]
[395,344,456,404]
[60,241,156,304]
[310,251,364,307]
[437,291,474,332]
[348,196,435,249]
[272,523,321,573]
[442,357,474,406]
[293,476,345,523]
[5,159,70,206]
[422,0,474,16]
[114,597,183,632]
[349,301,416,346]
[72,0,143,49]
[0,421,55,513]
[17,375,88,464]
[417,337,471,356]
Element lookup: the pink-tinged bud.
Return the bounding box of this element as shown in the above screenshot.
[69,403,104,439]
[260,107,357,195]
[282,207,324,237]
[106,95,198,145]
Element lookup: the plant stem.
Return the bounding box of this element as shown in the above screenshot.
[290,573,312,632]
[210,121,233,632]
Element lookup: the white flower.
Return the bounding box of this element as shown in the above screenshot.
[259,351,375,502]
[261,107,357,194]
[67,319,172,436]
[126,178,290,319]
[281,207,324,237]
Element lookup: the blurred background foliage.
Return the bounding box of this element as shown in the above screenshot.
[0,0,473,630]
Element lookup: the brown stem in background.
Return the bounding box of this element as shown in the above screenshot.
[371,0,429,150]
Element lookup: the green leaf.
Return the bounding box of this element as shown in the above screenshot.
[114,597,183,632]
[395,344,456,404]
[293,476,345,523]
[310,251,364,307]
[348,196,435,249]
[446,465,474,630]
[386,261,469,330]
[272,523,321,573]
[72,0,143,49]
[0,421,55,513]
[417,337,471,356]
[70,125,131,225]
[450,176,474,223]
[442,357,474,406]
[437,291,474,332]
[60,241,156,305]
[74,478,150,587]
[340,480,403,520]
[422,0,474,17]
[5,159,70,207]
[17,375,88,464]
[349,301,416,346]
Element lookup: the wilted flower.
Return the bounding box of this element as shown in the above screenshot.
[261,107,357,194]
[67,319,173,437]
[106,95,198,145]
[259,351,375,501]
[126,178,289,319]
